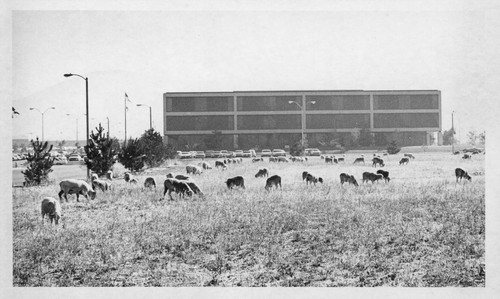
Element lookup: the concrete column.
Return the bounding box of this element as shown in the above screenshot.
[302,94,306,145]
[369,93,374,130]
[426,132,431,145]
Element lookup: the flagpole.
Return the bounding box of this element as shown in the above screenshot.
[124,93,127,146]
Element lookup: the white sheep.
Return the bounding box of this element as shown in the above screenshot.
[58,179,96,202]
[92,179,110,192]
[41,197,62,225]
[186,165,203,175]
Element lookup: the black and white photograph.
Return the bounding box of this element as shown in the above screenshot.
[3,0,500,297]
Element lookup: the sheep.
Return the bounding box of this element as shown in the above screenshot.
[175,174,191,181]
[325,156,334,164]
[404,153,415,159]
[174,176,203,195]
[340,173,358,186]
[226,176,245,189]
[41,197,62,225]
[376,170,390,183]
[215,160,226,168]
[462,154,472,160]
[269,157,277,162]
[252,157,264,162]
[186,165,203,175]
[305,173,323,185]
[58,179,96,202]
[255,168,269,178]
[302,171,309,181]
[277,156,289,163]
[353,157,365,165]
[90,173,98,182]
[455,168,472,182]
[372,157,385,167]
[399,157,410,165]
[199,161,212,170]
[166,172,175,178]
[362,172,383,184]
[163,178,193,200]
[124,172,135,183]
[92,179,110,192]
[337,157,345,163]
[144,177,157,188]
[265,175,282,191]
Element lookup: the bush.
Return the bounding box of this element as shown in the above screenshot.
[84,124,119,176]
[118,138,145,172]
[386,140,401,155]
[139,129,168,167]
[22,138,54,186]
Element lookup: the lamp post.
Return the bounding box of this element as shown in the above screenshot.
[451,111,455,154]
[29,107,55,141]
[64,73,89,179]
[136,104,152,130]
[288,100,316,147]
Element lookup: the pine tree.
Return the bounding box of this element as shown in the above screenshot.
[139,128,167,167]
[84,123,118,176]
[22,138,55,186]
[386,140,401,155]
[118,138,145,172]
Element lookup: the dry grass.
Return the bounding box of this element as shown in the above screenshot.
[12,152,485,286]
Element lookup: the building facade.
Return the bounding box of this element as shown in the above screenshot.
[163,90,441,150]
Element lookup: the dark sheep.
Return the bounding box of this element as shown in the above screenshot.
[305,173,323,185]
[372,157,385,167]
[226,176,245,189]
[163,178,193,200]
[255,168,269,178]
[399,157,410,165]
[376,170,390,183]
[362,172,383,183]
[302,171,309,181]
[265,175,282,191]
[339,173,358,186]
[455,168,472,182]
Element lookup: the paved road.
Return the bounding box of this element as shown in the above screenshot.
[12,164,88,186]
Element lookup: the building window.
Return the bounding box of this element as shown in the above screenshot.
[373,113,439,128]
[237,115,301,130]
[166,96,234,112]
[306,95,370,110]
[237,96,302,111]
[373,94,439,110]
[166,115,234,131]
[306,114,370,129]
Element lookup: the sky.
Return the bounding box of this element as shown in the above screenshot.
[8,1,500,143]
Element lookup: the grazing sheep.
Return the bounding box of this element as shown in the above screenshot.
[106,170,114,180]
[462,154,472,160]
[124,172,135,183]
[337,157,345,162]
[404,153,415,159]
[453,151,461,155]
[41,197,62,225]
[215,160,226,168]
[58,179,96,202]
[166,172,175,178]
[340,173,358,186]
[175,174,191,181]
[186,165,203,175]
[130,178,138,184]
[163,178,193,200]
[277,156,289,163]
[455,168,472,182]
[252,157,264,162]
[226,176,245,189]
[325,156,333,164]
[255,168,269,178]
[200,161,212,170]
[269,157,277,162]
[302,171,309,181]
[399,157,410,165]
[185,181,203,195]
[144,177,157,188]
[265,175,282,191]
[305,173,323,185]
[92,179,110,192]
[372,157,385,167]
[376,170,390,183]
[362,172,383,184]
[353,157,365,165]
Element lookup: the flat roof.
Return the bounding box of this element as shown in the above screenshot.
[164,89,440,95]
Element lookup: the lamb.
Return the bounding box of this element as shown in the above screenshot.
[277,157,289,163]
[144,177,157,188]
[90,173,98,181]
[226,176,245,189]
[41,197,62,225]
[92,178,111,192]
[163,178,193,200]
[362,172,383,184]
[376,170,390,183]
[339,173,358,186]
[255,168,269,178]
[186,165,203,175]
[305,173,323,185]
[265,175,282,191]
[58,179,96,202]
[455,168,472,182]
[372,157,385,167]
[399,157,410,165]
[269,157,277,162]
[404,153,415,159]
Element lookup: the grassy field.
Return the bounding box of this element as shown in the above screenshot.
[12,152,485,287]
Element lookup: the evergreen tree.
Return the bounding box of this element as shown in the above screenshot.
[22,138,55,186]
[139,128,167,167]
[84,123,118,176]
[119,138,145,172]
[386,140,401,155]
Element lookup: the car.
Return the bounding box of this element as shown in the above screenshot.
[54,156,68,165]
[272,149,287,157]
[68,154,83,162]
[205,150,214,158]
[261,149,272,157]
[220,150,229,158]
[195,151,206,159]
[242,150,252,158]
[234,150,244,157]
[305,148,322,156]
[212,151,222,158]
[177,151,192,159]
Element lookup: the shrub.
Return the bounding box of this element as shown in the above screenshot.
[139,129,168,167]
[386,140,401,155]
[118,138,145,172]
[22,138,54,186]
[290,141,305,156]
[84,123,118,176]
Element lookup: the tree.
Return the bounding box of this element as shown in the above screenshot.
[442,128,455,145]
[386,140,401,155]
[290,140,305,156]
[22,138,55,186]
[164,143,177,160]
[84,123,118,176]
[478,131,485,145]
[467,131,477,146]
[139,128,168,167]
[204,130,224,150]
[118,138,145,172]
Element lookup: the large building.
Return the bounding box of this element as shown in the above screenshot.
[163,90,441,150]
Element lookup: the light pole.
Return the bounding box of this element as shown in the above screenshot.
[106,117,110,138]
[451,111,455,153]
[136,104,152,130]
[29,107,55,141]
[288,100,316,148]
[64,73,89,178]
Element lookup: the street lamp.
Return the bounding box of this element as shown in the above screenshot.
[451,111,456,154]
[136,104,152,130]
[64,73,89,179]
[29,107,55,141]
[288,100,316,147]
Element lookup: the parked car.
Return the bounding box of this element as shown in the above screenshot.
[227,151,236,158]
[195,151,206,159]
[272,149,287,157]
[261,149,272,157]
[305,148,321,156]
[54,156,68,165]
[220,150,229,158]
[205,150,214,158]
[234,150,244,157]
[177,151,192,159]
[212,150,222,158]
[242,150,252,158]
[68,154,83,162]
